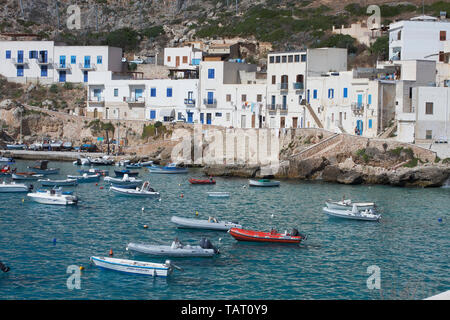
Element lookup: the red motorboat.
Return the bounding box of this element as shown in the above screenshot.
[229,228,306,244]
[0,165,15,175]
[189,178,216,184]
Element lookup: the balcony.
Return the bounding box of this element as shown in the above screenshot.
[126,97,145,107]
[278,104,288,113]
[293,82,304,94]
[36,57,52,65]
[88,95,105,106]
[184,98,196,106]
[277,83,289,91]
[79,63,96,71]
[11,58,28,65]
[203,98,217,108]
[54,63,71,70]
[268,104,277,113]
[351,102,364,115]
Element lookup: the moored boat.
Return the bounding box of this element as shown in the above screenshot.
[27,187,78,205]
[248,179,280,187]
[229,228,306,244]
[323,206,381,221]
[6,144,26,150]
[189,178,216,184]
[73,157,91,166]
[148,163,188,174]
[104,174,142,188]
[126,238,219,257]
[67,173,100,183]
[38,178,78,187]
[114,169,139,177]
[90,256,174,277]
[207,191,230,198]
[325,199,376,211]
[27,160,60,175]
[90,156,114,166]
[171,215,242,231]
[78,168,109,176]
[12,172,43,180]
[0,157,15,164]
[110,181,159,197]
[0,165,14,175]
[0,181,32,193]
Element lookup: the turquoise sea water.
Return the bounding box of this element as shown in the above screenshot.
[0,160,448,300]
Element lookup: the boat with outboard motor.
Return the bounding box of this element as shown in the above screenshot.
[104,174,143,188]
[148,163,188,174]
[248,179,280,187]
[90,256,178,277]
[325,199,376,211]
[171,215,242,231]
[27,187,78,205]
[114,169,139,177]
[27,160,60,175]
[189,178,216,184]
[0,165,14,175]
[78,168,109,176]
[67,173,100,183]
[126,238,219,257]
[207,191,230,198]
[110,181,160,197]
[0,181,32,193]
[12,172,43,180]
[229,227,307,244]
[38,178,78,187]
[90,156,114,166]
[0,157,15,165]
[73,157,91,166]
[323,205,381,221]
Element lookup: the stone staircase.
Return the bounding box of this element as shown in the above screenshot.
[305,103,323,128]
[378,123,397,139]
[288,133,341,161]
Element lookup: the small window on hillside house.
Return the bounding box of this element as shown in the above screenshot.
[425,102,433,114]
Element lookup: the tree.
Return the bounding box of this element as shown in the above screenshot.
[369,36,389,61]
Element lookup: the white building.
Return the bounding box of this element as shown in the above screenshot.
[164,46,203,79]
[0,41,123,84]
[266,48,348,129]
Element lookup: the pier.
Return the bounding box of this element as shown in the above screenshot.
[0,150,105,162]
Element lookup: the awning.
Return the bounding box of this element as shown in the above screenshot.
[159,108,176,118]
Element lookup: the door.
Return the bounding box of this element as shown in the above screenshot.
[175,56,180,67]
[200,113,204,124]
[150,110,156,119]
[94,89,101,101]
[339,112,342,126]
[83,71,88,82]
[84,56,90,68]
[135,88,143,100]
[280,117,285,128]
[187,112,193,123]
[282,95,287,109]
[59,55,66,68]
[356,120,363,135]
[241,115,246,128]
[357,94,363,108]
[293,117,298,128]
[251,114,255,128]
[39,50,47,63]
[206,113,212,125]
[59,71,66,82]
[207,92,214,105]
[17,50,23,63]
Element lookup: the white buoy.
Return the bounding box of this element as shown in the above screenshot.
[141,207,145,212]
[271,214,274,218]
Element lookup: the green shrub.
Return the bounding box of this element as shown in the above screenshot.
[106,28,140,51]
[141,25,164,39]
[403,158,418,168]
[49,84,58,94]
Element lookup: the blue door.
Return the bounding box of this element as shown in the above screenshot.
[206,113,212,125]
[200,113,204,124]
[187,112,193,123]
[84,56,90,68]
[207,92,214,104]
[39,51,47,63]
[83,71,88,82]
[282,95,287,109]
[307,90,310,103]
[357,94,363,108]
[17,50,23,63]
[150,110,156,119]
[59,71,66,82]
[356,120,363,135]
[94,89,101,101]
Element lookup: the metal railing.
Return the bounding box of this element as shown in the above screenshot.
[351,102,364,114]
[78,63,96,70]
[126,97,145,104]
[203,98,217,108]
[293,82,304,90]
[184,98,195,105]
[277,83,289,90]
[54,63,71,70]
[268,104,277,111]
[36,57,52,64]
[278,104,288,112]
[11,58,28,65]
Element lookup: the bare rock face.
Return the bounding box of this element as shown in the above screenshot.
[280,157,329,179]
[389,166,450,187]
[203,164,260,178]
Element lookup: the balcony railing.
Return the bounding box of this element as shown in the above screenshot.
[88,96,105,104]
[277,83,289,91]
[36,57,52,65]
[203,98,217,108]
[293,82,304,90]
[278,104,288,112]
[126,97,145,106]
[54,63,71,70]
[351,102,364,114]
[268,104,277,112]
[11,58,28,65]
[184,98,196,106]
[79,63,96,70]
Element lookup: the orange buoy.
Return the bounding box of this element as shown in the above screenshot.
[109,249,113,256]
[143,225,148,229]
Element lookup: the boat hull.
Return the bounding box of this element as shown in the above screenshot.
[27,193,78,205]
[0,184,30,193]
[325,201,375,211]
[248,179,280,187]
[323,207,381,221]
[110,186,160,197]
[29,168,60,175]
[90,256,171,277]
[39,179,78,186]
[207,192,230,198]
[126,243,216,257]
[114,170,139,177]
[229,228,302,243]
[67,175,100,183]
[12,173,43,180]
[171,216,241,231]
[189,179,216,184]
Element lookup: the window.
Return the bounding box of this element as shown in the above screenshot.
[208,68,215,79]
[17,65,24,77]
[150,87,156,97]
[150,110,156,119]
[282,55,287,63]
[6,50,11,59]
[40,65,47,77]
[343,87,348,98]
[29,51,37,59]
[301,54,307,62]
[257,94,262,102]
[275,56,280,63]
[114,88,118,97]
[369,119,373,129]
[71,55,76,64]
[344,112,346,120]
[313,89,318,99]
[426,130,432,140]
[207,92,214,104]
[226,113,230,121]
[294,55,300,62]
[226,94,231,102]
[97,56,102,64]
[425,102,433,115]
[167,56,171,62]
[182,56,188,64]
[440,31,446,41]
[288,55,293,63]
[439,51,445,62]
[328,89,334,99]
[272,75,276,84]
[368,94,372,105]
[269,56,274,63]
[215,113,222,117]
[166,87,172,97]
[241,94,246,102]
[397,31,401,40]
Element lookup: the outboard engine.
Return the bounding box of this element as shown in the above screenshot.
[29,184,34,191]
[291,228,300,236]
[199,238,218,254]
[0,261,10,273]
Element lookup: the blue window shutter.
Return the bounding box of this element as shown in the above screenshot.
[368,119,373,129]
[167,88,172,97]
[97,56,102,64]
[343,87,348,98]
[151,88,156,97]
[207,92,214,104]
[150,110,156,119]
[313,89,317,99]
[208,68,215,79]
[6,50,11,59]
[114,88,118,97]
[71,56,76,64]
[368,94,372,105]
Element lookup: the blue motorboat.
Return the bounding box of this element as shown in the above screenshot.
[114,169,139,177]
[148,163,188,174]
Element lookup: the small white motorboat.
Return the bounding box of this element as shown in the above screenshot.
[326,199,376,211]
[0,157,15,164]
[323,205,381,221]
[67,173,100,183]
[171,215,242,231]
[90,256,175,277]
[248,179,280,187]
[110,181,160,197]
[207,191,230,198]
[73,157,91,166]
[126,238,219,257]
[27,187,78,205]
[104,174,143,188]
[0,181,31,193]
[38,178,78,187]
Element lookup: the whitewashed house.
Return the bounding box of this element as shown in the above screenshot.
[0,41,123,84]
